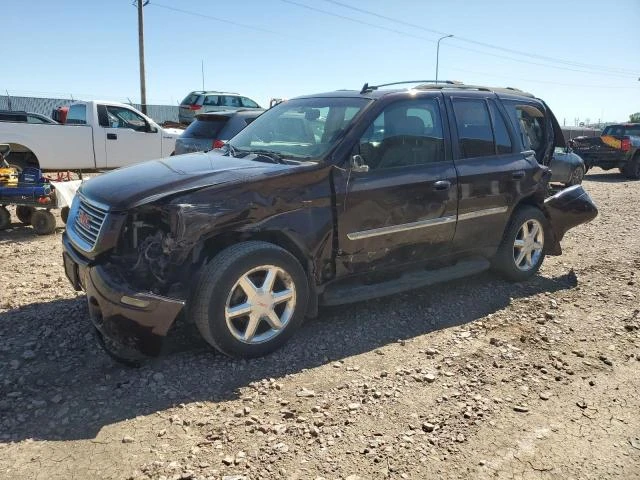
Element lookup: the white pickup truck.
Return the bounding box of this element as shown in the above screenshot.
[0,100,181,171]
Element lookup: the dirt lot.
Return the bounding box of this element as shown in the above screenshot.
[0,169,638,480]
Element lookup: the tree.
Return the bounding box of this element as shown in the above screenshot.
[630,112,640,122]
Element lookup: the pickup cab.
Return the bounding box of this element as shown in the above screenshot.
[0,100,181,171]
[61,81,598,363]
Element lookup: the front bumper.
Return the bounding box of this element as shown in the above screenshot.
[62,233,185,359]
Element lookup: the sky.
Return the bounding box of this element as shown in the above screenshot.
[3,0,639,125]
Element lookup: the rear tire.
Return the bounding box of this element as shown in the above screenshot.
[566,165,585,187]
[493,206,547,282]
[0,206,10,230]
[16,205,34,224]
[622,155,640,180]
[191,241,309,358]
[31,210,57,235]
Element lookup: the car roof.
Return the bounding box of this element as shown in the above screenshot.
[294,81,538,101]
[189,90,240,96]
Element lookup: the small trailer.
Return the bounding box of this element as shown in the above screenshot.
[0,144,80,235]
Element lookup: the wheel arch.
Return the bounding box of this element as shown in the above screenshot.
[5,142,40,169]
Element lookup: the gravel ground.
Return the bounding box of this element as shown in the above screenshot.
[0,169,639,480]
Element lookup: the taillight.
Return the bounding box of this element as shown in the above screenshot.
[212,139,225,149]
[621,137,631,152]
[189,105,202,111]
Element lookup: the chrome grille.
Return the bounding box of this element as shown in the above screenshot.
[72,197,108,250]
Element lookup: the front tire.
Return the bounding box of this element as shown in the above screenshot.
[493,206,547,282]
[566,165,585,187]
[191,241,309,358]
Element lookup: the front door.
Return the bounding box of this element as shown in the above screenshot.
[336,96,458,275]
[99,104,161,168]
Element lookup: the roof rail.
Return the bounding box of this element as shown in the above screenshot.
[360,80,458,94]
[414,83,534,97]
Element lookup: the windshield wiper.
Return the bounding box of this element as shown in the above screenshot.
[244,149,286,164]
[223,143,239,157]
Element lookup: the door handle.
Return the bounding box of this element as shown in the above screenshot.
[512,170,525,180]
[433,180,452,191]
[107,133,117,140]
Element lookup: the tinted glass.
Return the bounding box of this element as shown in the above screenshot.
[602,125,640,137]
[221,96,242,107]
[181,93,200,105]
[183,116,229,139]
[203,95,220,106]
[488,101,512,154]
[0,113,26,122]
[241,97,259,108]
[452,99,494,158]
[360,98,445,170]
[66,104,87,125]
[229,97,370,160]
[503,101,546,160]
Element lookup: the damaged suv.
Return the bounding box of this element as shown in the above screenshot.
[62,81,598,362]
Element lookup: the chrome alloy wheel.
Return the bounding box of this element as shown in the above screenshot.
[513,219,544,271]
[225,265,296,344]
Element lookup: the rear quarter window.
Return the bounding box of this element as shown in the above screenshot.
[181,93,201,105]
[66,104,87,125]
[183,116,229,138]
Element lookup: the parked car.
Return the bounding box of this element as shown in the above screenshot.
[550,147,585,186]
[175,109,264,155]
[179,91,262,124]
[570,123,640,179]
[62,80,598,363]
[0,110,57,124]
[0,101,181,171]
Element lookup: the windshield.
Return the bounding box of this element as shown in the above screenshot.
[228,97,371,160]
[603,125,640,137]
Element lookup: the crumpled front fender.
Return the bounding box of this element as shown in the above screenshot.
[543,185,598,255]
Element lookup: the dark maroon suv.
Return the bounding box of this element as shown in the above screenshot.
[62,81,597,363]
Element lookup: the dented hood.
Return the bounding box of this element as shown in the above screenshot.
[79,151,294,210]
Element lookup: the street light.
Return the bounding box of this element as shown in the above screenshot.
[435,34,454,84]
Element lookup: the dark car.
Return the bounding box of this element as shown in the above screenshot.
[0,110,57,124]
[61,80,598,363]
[174,109,264,155]
[570,123,640,179]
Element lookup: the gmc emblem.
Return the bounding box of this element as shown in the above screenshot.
[78,211,91,229]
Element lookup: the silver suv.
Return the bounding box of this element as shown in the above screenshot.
[179,91,261,124]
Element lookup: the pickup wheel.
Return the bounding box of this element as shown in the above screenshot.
[31,210,57,235]
[0,206,10,230]
[493,206,547,282]
[16,205,34,224]
[622,155,640,180]
[191,241,309,358]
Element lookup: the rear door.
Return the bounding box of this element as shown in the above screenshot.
[446,94,538,252]
[99,104,162,168]
[337,95,458,274]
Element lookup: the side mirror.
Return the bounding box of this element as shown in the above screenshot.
[147,123,158,133]
[350,154,369,173]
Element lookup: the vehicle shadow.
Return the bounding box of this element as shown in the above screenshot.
[0,269,578,443]
[584,171,633,183]
[0,223,65,243]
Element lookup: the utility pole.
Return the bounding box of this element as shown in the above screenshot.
[136,0,149,114]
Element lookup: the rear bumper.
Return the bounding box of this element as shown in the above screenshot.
[62,233,185,358]
[544,185,598,253]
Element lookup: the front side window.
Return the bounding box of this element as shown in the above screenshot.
[452,99,495,158]
[358,98,445,170]
[103,106,147,131]
[66,104,87,125]
[241,97,259,108]
[228,97,371,160]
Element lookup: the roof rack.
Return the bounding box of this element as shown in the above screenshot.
[360,80,459,94]
[414,83,534,97]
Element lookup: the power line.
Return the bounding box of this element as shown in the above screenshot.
[150,2,285,36]
[320,0,638,77]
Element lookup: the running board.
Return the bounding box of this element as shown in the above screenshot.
[320,257,491,307]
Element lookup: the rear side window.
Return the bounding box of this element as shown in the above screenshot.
[181,93,201,105]
[488,101,513,154]
[221,96,242,107]
[203,95,220,106]
[0,113,26,122]
[183,116,229,138]
[452,99,494,158]
[503,101,546,160]
[66,104,87,125]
